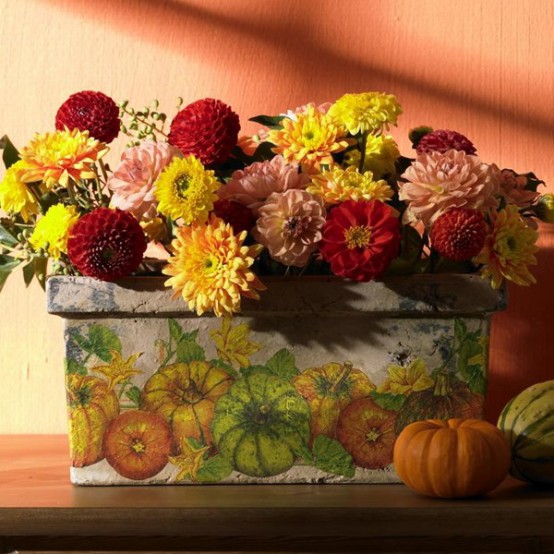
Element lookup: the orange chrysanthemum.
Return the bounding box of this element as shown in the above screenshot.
[163,215,265,316]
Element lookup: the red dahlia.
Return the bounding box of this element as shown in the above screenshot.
[212,199,255,234]
[168,98,240,166]
[415,129,476,155]
[55,90,120,144]
[67,208,147,281]
[319,200,401,282]
[430,208,487,261]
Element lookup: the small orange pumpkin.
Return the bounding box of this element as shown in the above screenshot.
[394,418,510,498]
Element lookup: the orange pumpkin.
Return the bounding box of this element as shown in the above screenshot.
[141,361,234,450]
[66,373,120,467]
[394,418,511,498]
[103,410,172,480]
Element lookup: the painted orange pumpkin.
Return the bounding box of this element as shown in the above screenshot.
[141,361,234,450]
[66,373,120,467]
[394,418,511,498]
[336,397,396,469]
[103,410,172,480]
[292,362,375,441]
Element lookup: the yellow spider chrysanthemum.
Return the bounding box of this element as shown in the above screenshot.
[0,160,39,222]
[163,215,266,317]
[154,155,219,224]
[266,105,351,170]
[377,358,434,395]
[307,166,394,205]
[344,134,400,179]
[19,129,108,190]
[210,316,261,368]
[328,92,402,135]
[475,205,538,289]
[29,203,79,259]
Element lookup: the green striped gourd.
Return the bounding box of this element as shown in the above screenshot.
[497,380,554,484]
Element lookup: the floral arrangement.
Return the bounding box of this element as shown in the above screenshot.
[1,90,552,316]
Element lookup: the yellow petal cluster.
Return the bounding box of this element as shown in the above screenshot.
[328,92,402,135]
[92,350,143,391]
[0,160,39,222]
[163,215,266,317]
[154,155,219,224]
[210,317,261,368]
[307,166,394,205]
[344,134,400,179]
[475,205,538,289]
[29,203,79,259]
[377,358,434,395]
[19,129,108,190]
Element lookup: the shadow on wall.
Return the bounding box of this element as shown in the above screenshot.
[38,0,554,138]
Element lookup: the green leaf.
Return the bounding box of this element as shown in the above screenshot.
[125,385,142,407]
[248,114,286,128]
[22,259,35,287]
[468,368,487,396]
[195,454,233,483]
[292,443,314,464]
[209,358,239,378]
[175,336,205,363]
[240,364,269,378]
[0,224,18,247]
[386,225,423,275]
[65,358,87,375]
[0,135,19,169]
[0,254,21,292]
[251,141,276,161]
[266,348,299,381]
[33,256,47,290]
[454,318,468,343]
[80,324,122,362]
[312,436,355,478]
[168,319,183,343]
[370,391,406,411]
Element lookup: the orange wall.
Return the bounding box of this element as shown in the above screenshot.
[0,0,553,432]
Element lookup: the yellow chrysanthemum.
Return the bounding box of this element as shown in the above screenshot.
[344,134,400,179]
[19,129,108,190]
[0,160,39,222]
[140,216,168,242]
[307,166,394,204]
[154,155,219,224]
[328,92,402,135]
[163,215,266,317]
[377,358,434,395]
[475,205,538,289]
[266,105,351,170]
[29,203,79,259]
[210,316,261,368]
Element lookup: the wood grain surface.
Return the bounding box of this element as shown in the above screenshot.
[0,0,553,433]
[2,435,554,553]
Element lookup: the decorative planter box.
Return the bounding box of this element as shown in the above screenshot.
[47,274,506,486]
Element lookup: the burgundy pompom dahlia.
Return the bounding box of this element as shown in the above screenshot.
[212,199,256,234]
[67,208,147,281]
[415,129,477,156]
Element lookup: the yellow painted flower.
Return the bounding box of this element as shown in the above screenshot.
[29,204,79,259]
[266,105,351,170]
[154,155,219,224]
[169,438,210,481]
[475,205,538,289]
[19,129,108,190]
[344,134,400,178]
[307,166,394,205]
[92,350,143,391]
[377,358,434,395]
[210,316,261,368]
[328,92,402,135]
[163,215,266,317]
[0,160,39,222]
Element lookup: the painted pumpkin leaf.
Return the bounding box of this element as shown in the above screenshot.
[209,358,239,378]
[371,391,406,411]
[312,435,355,478]
[65,358,87,376]
[195,454,234,483]
[125,385,142,407]
[266,348,299,381]
[175,336,205,363]
[72,324,122,362]
[168,318,184,343]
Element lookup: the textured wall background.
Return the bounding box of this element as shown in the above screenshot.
[0,0,553,433]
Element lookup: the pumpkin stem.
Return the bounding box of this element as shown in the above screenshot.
[329,362,353,394]
[433,372,450,397]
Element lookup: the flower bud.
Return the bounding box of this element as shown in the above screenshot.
[534,194,554,223]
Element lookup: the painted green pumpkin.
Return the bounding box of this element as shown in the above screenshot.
[212,372,311,478]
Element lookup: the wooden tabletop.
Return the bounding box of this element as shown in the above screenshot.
[1,435,554,553]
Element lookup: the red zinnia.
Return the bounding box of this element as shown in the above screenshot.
[430,207,487,261]
[168,98,240,166]
[67,208,147,281]
[415,129,476,156]
[55,91,121,144]
[319,200,401,282]
[212,199,255,234]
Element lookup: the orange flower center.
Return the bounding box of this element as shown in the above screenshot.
[344,225,372,249]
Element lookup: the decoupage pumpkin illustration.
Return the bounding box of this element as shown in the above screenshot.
[212,372,311,477]
[66,373,120,467]
[103,410,172,480]
[141,361,234,450]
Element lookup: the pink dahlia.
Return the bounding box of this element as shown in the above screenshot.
[494,166,540,208]
[168,98,240,166]
[55,91,120,144]
[218,155,310,215]
[253,189,326,267]
[282,101,332,120]
[430,208,487,261]
[399,149,498,226]
[415,129,476,155]
[107,141,181,219]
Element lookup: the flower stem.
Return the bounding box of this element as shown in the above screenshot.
[358,132,368,173]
